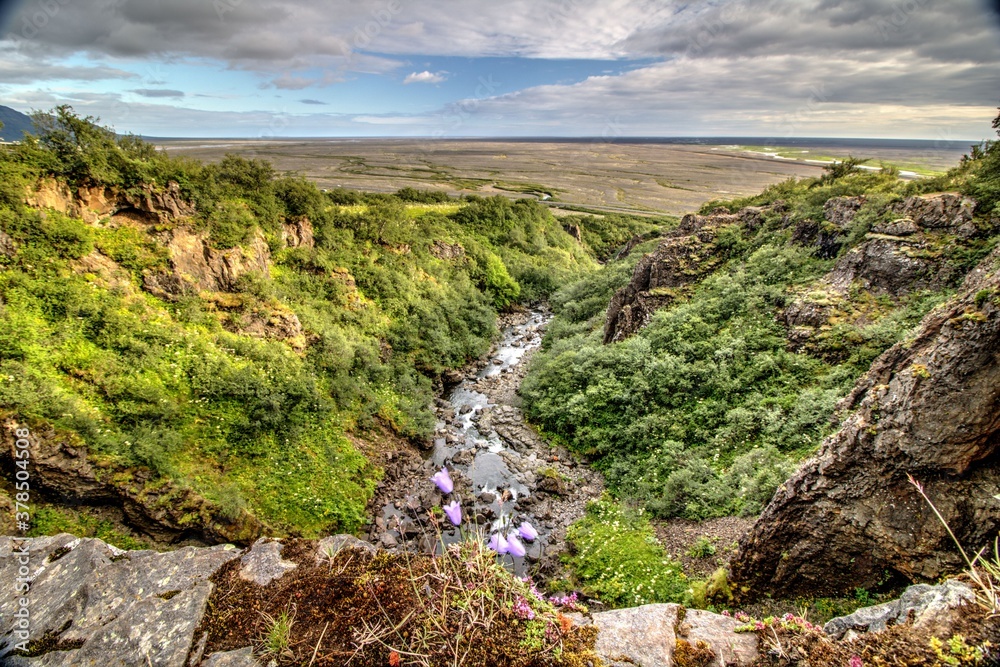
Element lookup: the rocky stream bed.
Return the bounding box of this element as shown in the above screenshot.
[367,307,604,578]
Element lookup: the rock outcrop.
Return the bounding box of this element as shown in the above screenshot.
[782,192,984,354]
[603,207,766,343]
[280,216,314,248]
[26,179,194,225]
[143,228,271,299]
[429,239,465,260]
[0,534,241,666]
[1,418,264,545]
[731,245,1000,598]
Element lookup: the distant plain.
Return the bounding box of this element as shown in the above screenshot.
[158,138,972,216]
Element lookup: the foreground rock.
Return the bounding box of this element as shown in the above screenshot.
[732,246,1000,597]
[0,534,241,666]
[824,579,975,639]
[4,533,985,667]
[580,603,759,667]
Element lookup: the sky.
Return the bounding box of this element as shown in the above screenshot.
[0,0,998,139]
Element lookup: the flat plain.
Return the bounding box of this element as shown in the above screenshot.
[159,138,970,216]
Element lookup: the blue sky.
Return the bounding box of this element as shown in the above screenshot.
[1,0,998,139]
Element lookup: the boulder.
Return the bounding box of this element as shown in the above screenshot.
[0,534,240,666]
[824,196,866,228]
[587,604,758,666]
[824,580,975,639]
[200,647,263,667]
[238,538,296,587]
[891,193,975,231]
[732,246,1000,597]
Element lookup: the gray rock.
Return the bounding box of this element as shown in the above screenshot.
[0,534,240,666]
[824,579,976,638]
[238,539,296,587]
[201,646,263,667]
[0,230,16,257]
[680,609,760,666]
[316,534,376,562]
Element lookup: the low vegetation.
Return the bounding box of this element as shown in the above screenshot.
[200,540,600,667]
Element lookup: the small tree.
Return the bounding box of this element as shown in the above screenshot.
[812,155,869,187]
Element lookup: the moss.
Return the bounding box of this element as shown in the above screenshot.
[47,546,72,562]
[199,539,601,666]
[673,639,716,667]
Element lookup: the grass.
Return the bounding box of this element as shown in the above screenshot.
[259,607,295,658]
[736,145,947,177]
[26,505,150,551]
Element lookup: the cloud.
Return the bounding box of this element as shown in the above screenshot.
[1,0,996,138]
[130,89,185,98]
[0,58,136,84]
[403,70,446,84]
[435,52,997,139]
[299,98,327,105]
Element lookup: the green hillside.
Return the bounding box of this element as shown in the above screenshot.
[0,106,663,541]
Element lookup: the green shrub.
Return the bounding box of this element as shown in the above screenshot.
[564,497,688,607]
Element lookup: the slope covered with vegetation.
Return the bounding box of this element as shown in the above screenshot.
[0,107,661,542]
[522,114,1000,527]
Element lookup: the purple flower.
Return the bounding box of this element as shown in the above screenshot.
[488,533,509,554]
[443,500,462,526]
[513,595,535,620]
[506,532,526,558]
[517,521,538,542]
[431,468,453,494]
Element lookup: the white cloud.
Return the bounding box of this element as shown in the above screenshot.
[403,70,446,84]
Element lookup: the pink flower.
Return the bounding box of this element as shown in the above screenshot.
[431,468,454,494]
[513,595,535,619]
[849,656,863,667]
[721,610,731,617]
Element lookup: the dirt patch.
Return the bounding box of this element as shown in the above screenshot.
[654,516,754,578]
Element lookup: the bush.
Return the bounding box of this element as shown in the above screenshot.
[564,497,688,607]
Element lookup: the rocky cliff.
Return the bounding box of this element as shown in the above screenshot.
[603,206,768,343]
[731,244,1000,597]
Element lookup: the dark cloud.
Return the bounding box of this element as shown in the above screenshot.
[130,89,185,98]
[299,98,327,105]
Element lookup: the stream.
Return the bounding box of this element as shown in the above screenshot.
[367,308,604,577]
